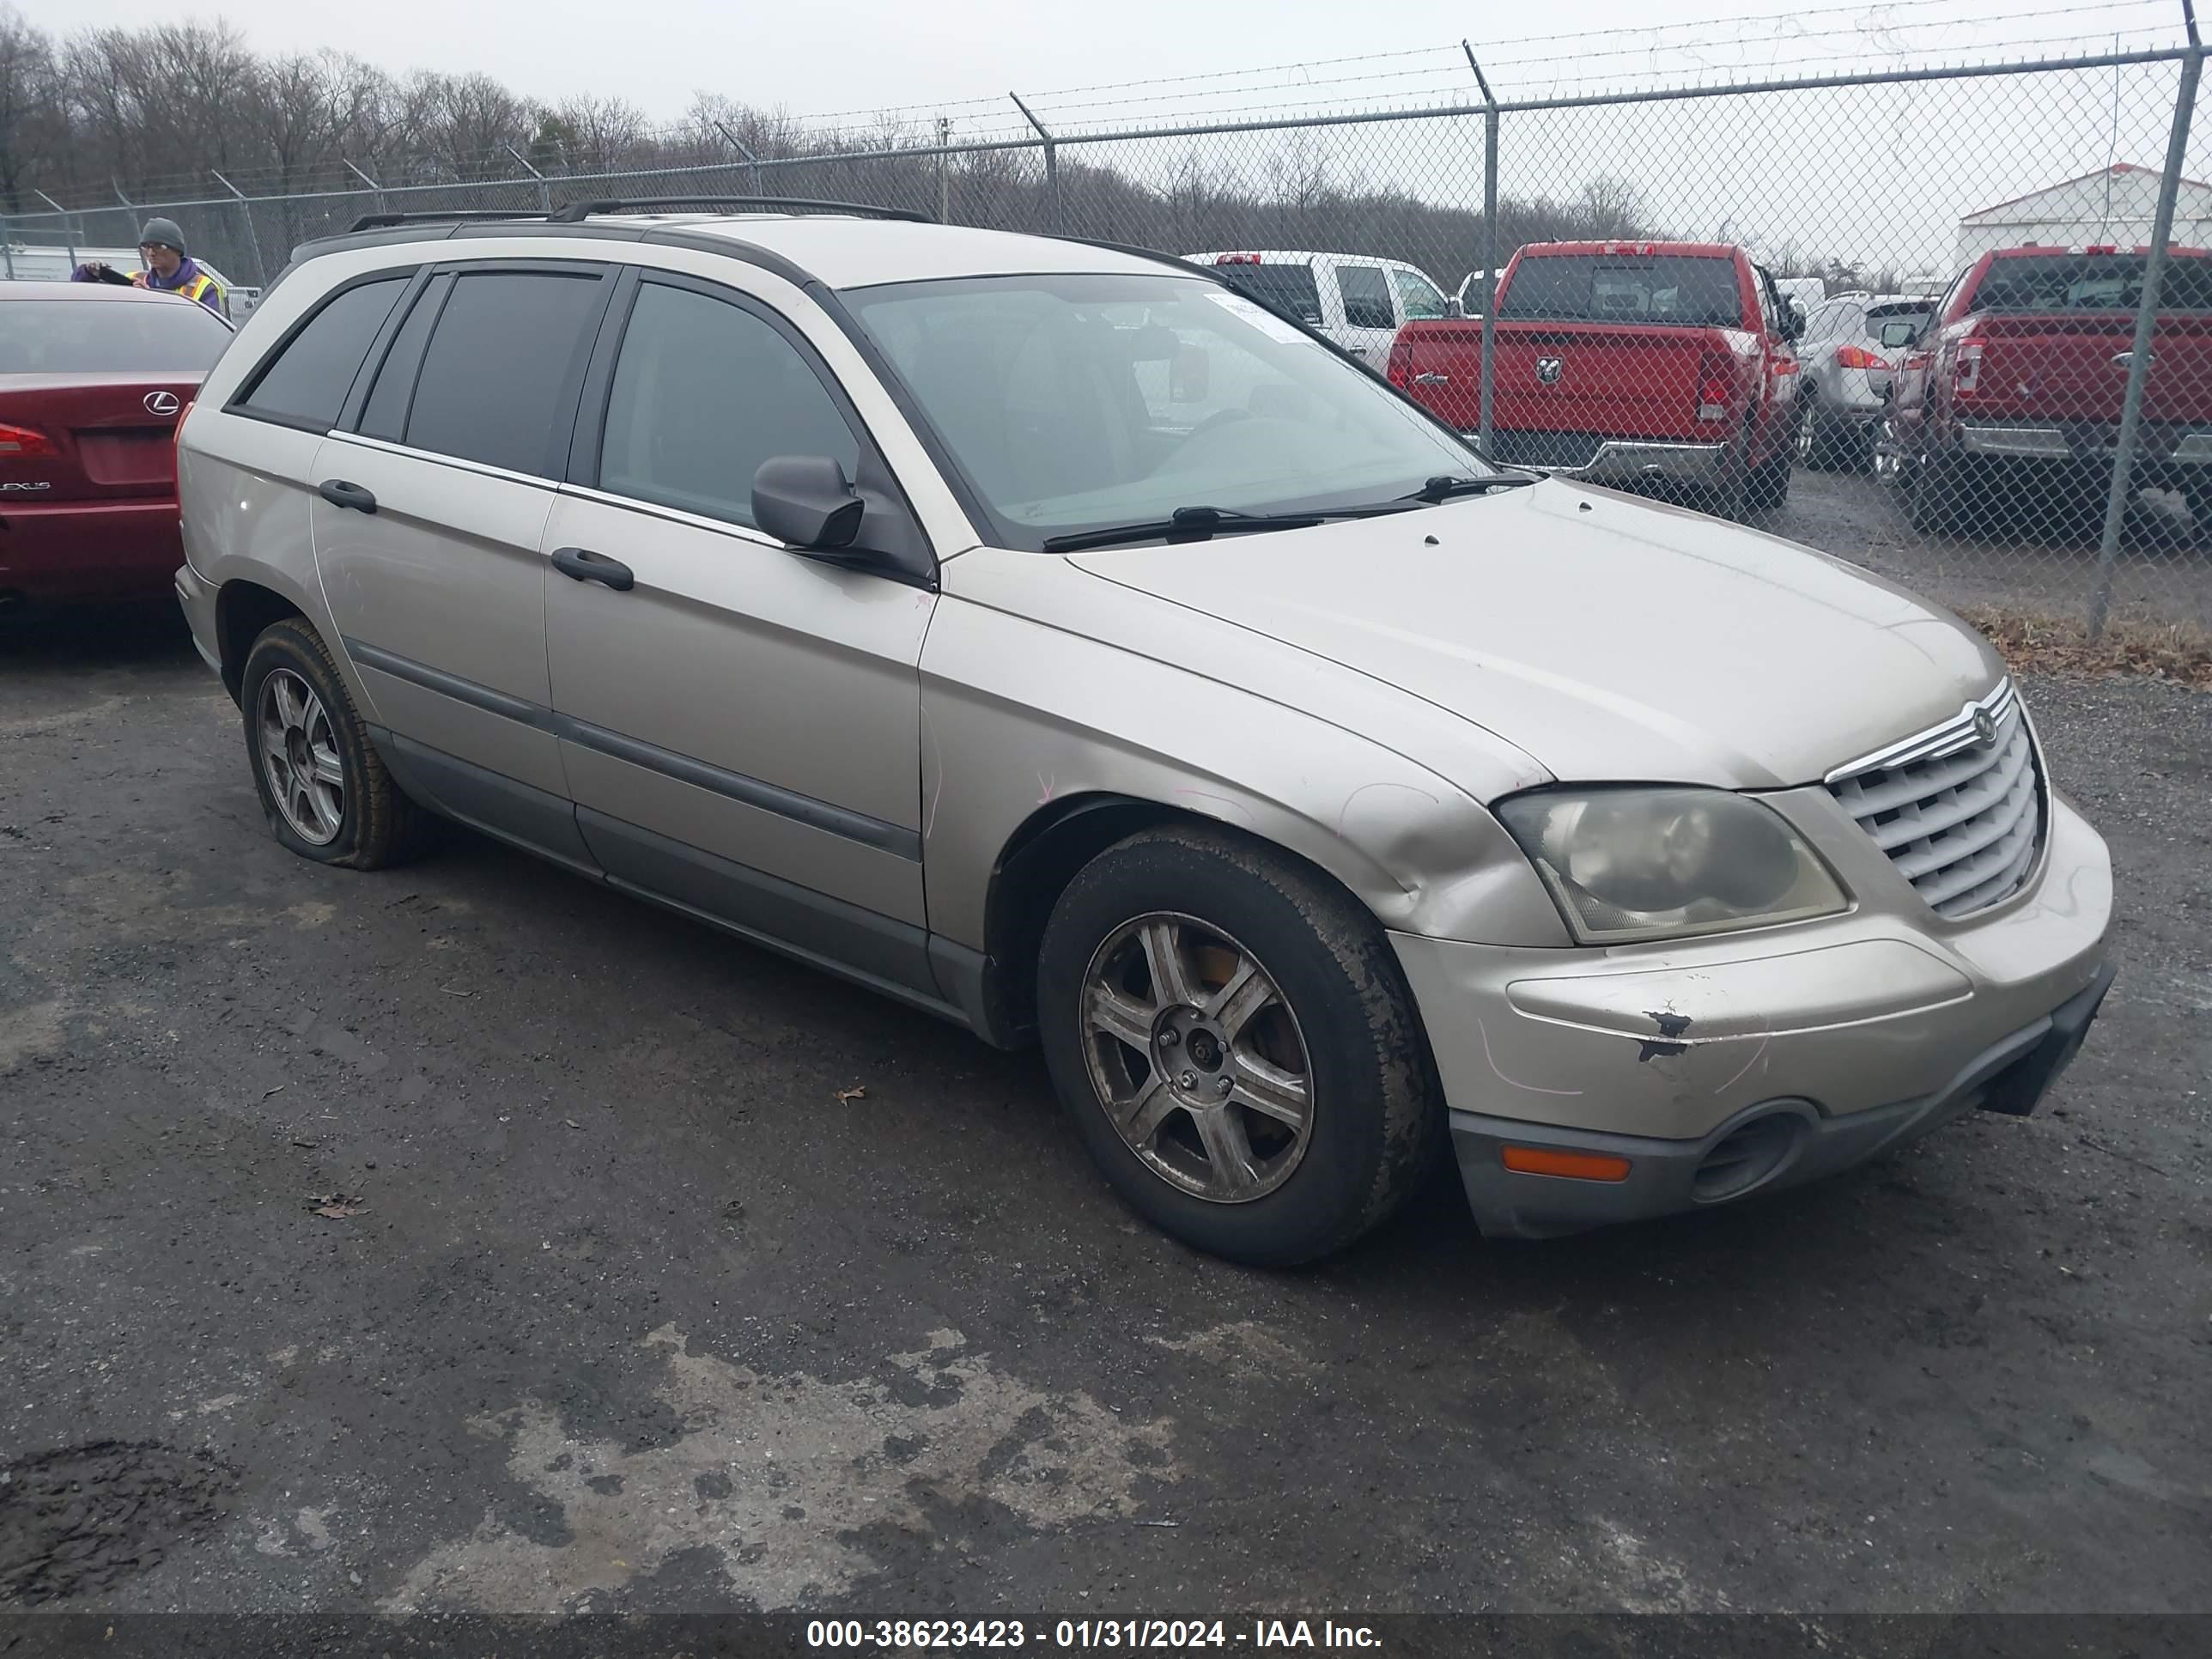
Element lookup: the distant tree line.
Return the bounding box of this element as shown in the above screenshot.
[0,9,1864,293]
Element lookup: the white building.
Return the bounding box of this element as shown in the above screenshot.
[1954,162,2212,273]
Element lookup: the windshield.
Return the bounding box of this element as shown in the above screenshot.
[0,298,232,374]
[1498,254,1743,327]
[844,271,1486,552]
[1971,252,2212,313]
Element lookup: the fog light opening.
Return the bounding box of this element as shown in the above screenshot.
[1501,1146,1632,1182]
[1692,1114,1801,1203]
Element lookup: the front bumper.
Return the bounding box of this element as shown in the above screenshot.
[1450,963,2112,1237]
[1391,787,2115,1238]
[1467,434,1729,486]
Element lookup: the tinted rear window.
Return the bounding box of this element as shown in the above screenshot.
[402,270,605,475]
[1969,252,2212,313]
[1210,264,1323,325]
[238,278,407,426]
[1498,255,1743,327]
[0,299,232,375]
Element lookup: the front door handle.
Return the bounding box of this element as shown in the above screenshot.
[318,478,377,514]
[550,545,635,592]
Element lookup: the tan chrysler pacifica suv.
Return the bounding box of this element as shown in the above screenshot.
[172,200,2115,1265]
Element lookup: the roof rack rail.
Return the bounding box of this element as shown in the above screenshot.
[344,209,550,234]
[546,196,932,224]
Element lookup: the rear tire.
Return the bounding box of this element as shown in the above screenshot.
[1036,826,1440,1267]
[240,618,433,871]
[1905,447,1978,537]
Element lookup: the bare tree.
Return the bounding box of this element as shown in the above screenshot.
[0,6,58,211]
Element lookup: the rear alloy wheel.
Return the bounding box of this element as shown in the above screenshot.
[1037,826,1439,1266]
[240,617,433,870]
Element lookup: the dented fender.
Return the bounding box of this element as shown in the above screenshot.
[921,549,1570,951]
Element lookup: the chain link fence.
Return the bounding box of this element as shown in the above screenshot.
[8,40,2210,637]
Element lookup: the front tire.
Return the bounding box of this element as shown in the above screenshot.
[240,617,429,870]
[1036,826,1440,1266]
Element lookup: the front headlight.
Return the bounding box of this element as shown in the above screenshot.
[1495,787,1849,945]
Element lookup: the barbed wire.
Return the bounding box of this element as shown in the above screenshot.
[10,0,2193,212]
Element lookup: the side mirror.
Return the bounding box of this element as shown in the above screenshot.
[1443,295,1465,319]
[1784,301,1808,342]
[1878,319,1921,349]
[752,455,864,551]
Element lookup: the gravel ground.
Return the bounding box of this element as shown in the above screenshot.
[1760,471,2211,630]
[2,601,2209,1626]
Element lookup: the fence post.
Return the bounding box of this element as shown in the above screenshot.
[937,117,952,223]
[211,169,266,288]
[1464,42,1500,453]
[713,121,765,196]
[2090,10,2203,638]
[1010,93,1060,232]
[504,144,552,212]
[343,158,390,221]
[33,190,73,270]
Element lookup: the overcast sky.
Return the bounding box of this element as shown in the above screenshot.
[52,0,2189,128]
[48,1,2201,274]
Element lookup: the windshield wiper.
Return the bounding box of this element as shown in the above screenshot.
[1041,502,1404,554]
[1401,472,1538,502]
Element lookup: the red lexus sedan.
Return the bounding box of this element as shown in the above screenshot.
[0,282,234,607]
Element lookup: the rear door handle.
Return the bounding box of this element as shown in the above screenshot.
[317,478,377,514]
[550,545,635,592]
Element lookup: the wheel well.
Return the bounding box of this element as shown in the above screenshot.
[215,580,305,703]
[981,795,1194,1041]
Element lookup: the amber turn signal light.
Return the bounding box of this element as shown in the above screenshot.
[1500,1146,1632,1182]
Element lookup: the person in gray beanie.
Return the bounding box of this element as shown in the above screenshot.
[71,217,228,316]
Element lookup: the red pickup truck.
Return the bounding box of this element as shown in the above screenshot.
[1385,240,1805,520]
[1878,245,2212,534]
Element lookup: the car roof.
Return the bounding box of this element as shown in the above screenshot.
[1185,249,1425,271]
[1517,240,1743,259]
[465,214,1178,290]
[0,280,205,304]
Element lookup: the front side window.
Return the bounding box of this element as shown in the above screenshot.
[844,271,1486,553]
[598,281,859,528]
[1336,264,1395,330]
[1498,255,1744,328]
[0,298,232,376]
[235,277,407,426]
[402,270,605,475]
[1391,268,1449,321]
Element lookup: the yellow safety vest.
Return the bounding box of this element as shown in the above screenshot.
[133,267,227,316]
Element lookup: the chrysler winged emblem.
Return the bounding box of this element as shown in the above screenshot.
[1535,356,1565,386]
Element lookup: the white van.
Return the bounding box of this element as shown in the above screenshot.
[1183,250,1450,368]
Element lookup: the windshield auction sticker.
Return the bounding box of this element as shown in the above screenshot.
[1201,289,1314,345]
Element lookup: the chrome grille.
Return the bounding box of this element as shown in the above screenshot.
[1826,680,2045,920]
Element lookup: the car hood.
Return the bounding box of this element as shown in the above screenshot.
[1070,480,2005,791]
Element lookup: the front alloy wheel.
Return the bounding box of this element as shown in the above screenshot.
[1081,913,1314,1202]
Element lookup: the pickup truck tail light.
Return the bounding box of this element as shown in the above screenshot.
[1386,337,1414,389]
[1695,351,1734,422]
[1834,344,1886,370]
[0,422,58,458]
[1952,338,1984,395]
